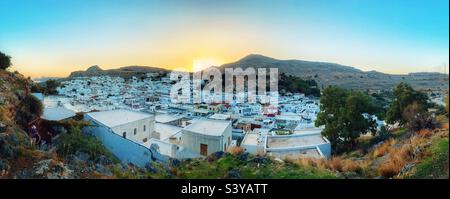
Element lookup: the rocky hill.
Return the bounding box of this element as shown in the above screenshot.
[69,65,170,79]
[219,54,449,92]
[67,54,449,92]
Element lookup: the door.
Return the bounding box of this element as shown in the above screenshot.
[200,144,208,156]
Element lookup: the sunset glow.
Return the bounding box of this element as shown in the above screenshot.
[0,0,448,78]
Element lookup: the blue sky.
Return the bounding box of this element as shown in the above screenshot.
[0,0,448,77]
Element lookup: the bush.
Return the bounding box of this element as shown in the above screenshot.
[228,147,245,155]
[56,122,117,162]
[15,94,44,128]
[0,51,12,70]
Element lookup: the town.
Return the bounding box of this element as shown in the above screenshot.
[30,71,366,167]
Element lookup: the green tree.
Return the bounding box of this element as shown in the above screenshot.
[386,82,428,125]
[315,86,378,152]
[0,51,12,70]
[44,79,60,95]
[15,94,44,128]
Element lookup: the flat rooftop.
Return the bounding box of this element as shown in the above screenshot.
[155,113,183,123]
[268,148,322,159]
[293,127,324,135]
[267,134,327,148]
[241,133,259,146]
[155,123,183,141]
[43,107,76,121]
[184,119,231,136]
[209,113,231,120]
[87,110,153,128]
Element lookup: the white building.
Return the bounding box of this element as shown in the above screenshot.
[85,110,155,144]
[241,127,331,159]
[181,119,232,156]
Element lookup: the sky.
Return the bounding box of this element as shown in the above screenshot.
[0,0,448,78]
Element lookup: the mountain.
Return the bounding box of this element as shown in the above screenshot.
[67,54,448,91]
[219,54,449,91]
[69,65,170,79]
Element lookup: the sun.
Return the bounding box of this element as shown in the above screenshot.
[192,58,222,72]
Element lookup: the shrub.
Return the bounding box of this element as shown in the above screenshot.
[56,122,117,162]
[417,129,433,138]
[0,51,12,70]
[15,94,44,128]
[372,139,396,158]
[228,147,245,155]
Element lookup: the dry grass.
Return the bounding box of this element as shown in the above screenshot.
[228,147,245,155]
[296,156,365,174]
[442,122,449,130]
[372,139,397,158]
[378,144,413,178]
[417,129,433,138]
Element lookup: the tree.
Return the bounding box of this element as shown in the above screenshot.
[402,102,437,131]
[386,82,428,125]
[315,86,378,152]
[15,94,44,128]
[44,79,60,95]
[0,51,12,70]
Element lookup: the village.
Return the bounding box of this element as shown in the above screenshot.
[31,73,386,167]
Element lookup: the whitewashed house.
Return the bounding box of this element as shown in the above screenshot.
[84,110,160,167]
[181,119,232,156]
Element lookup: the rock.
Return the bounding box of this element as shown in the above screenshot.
[144,163,158,173]
[0,122,7,133]
[170,158,181,167]
[95,155,113,166]
[95,164,113,176]
[251,156,268,164]
[74,151,90,162]
[274,158,284,163]
[32,159,74,179]
[0,159,10,176]
[399,163,415,175]
[341,171,360,179]
[227,168,241,179]
[238,152,250,161]
[213,151,225,159]
[0,137,14,159]
[6,133,19,145]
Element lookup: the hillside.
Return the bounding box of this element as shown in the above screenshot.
[69,65,170,79]
[219,54,449,91]
[67,54,448,92]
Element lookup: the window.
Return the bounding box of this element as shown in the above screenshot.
[228,137,231,145]
[134,128,137,135]
[143,125,146,132]
[200,144,208,156]
[122,132,126,139]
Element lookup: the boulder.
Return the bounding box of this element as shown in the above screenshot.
[238,152,250,161]
[95,164,113,176]
[0,136,14,159]
[144,163,158,173]
[0,122,7,133]
[227,168,241,179]
[0,159,10,176]
[95,155,113,166]
[32,159,74,179]
[170,158,181,167]
[251,156,268,164]
[74,151,90,162]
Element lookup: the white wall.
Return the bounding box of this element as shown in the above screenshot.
[181,124,232,156]
[111,116,154,144]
